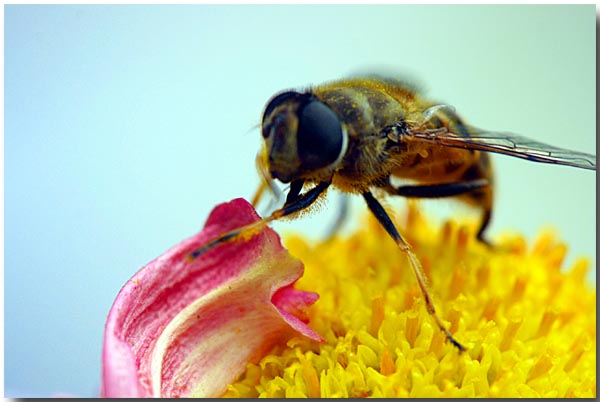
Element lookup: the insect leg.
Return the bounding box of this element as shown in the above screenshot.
[189,181,330,260]
[250,181,266,207]
[391,179,490,198]
[322,192,350,241]
[476,209,492,246]
[251,151,268,206]
[285,179,305,205]
[362,191,466,351]
[389,178,494,246]
[277,181,329,217]
[251,151,284,212]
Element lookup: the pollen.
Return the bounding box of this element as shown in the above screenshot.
[222,204,596,398]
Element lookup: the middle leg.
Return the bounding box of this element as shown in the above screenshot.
[363,190,466,351]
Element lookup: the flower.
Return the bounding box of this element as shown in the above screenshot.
[101,198,322,398]
[223,203,596,398]
[102,197,595,398]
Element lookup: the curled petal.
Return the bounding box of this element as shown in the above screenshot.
[102,198,322,398]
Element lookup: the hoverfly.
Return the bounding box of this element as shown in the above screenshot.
[190,77,596,351]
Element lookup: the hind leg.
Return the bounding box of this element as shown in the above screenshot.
[475,206,492,246]
[386,178,494,245]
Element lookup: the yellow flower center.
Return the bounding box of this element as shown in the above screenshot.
[222,204,596,398]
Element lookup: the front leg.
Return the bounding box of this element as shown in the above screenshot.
[284,179,305,206]
[279,181,329,218]
[189,181,330,259]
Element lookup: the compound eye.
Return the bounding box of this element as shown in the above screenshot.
[297,100,344,170]
[262,91,301,138]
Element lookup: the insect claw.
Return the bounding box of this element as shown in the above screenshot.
[189,230,241,260]
[188,214,279,262]
[448,335,467,352]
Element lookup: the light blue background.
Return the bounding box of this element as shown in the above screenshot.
[5,5,595,397]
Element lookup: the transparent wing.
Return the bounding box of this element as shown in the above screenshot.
[406,125,596,171]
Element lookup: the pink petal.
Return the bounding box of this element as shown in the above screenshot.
[101,198,322,398]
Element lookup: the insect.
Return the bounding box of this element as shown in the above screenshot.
[190,77,596,351]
